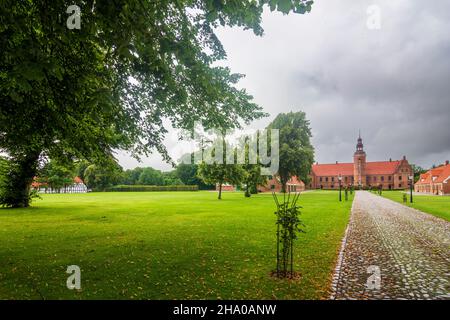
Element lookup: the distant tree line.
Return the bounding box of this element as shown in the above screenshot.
[12,158,214,192]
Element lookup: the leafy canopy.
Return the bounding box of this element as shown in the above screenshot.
[0,0,312,164]
[37,160,75,191]
[267,111,314,191]
[197,137,246,199]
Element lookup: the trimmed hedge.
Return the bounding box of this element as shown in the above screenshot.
[105,185,198,192]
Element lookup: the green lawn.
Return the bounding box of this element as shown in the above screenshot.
[0,190,352,300]
[381,191,450,221]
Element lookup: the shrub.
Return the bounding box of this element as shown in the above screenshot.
[104,185,198,192]
[272,192,305,279]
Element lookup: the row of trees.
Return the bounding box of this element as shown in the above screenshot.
[30,160,214,192]
[20,109,315,197]
[197,112,315,199]
[1,110,313,197]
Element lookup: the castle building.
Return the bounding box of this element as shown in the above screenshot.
[310,135,412,190]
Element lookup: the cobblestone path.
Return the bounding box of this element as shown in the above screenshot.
[331,191,450,300]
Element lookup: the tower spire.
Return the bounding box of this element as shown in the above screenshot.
[356,131,364,152]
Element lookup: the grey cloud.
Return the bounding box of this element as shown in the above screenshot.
[118,0,450,170]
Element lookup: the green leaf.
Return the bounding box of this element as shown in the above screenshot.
[10,91,23,103]
[277,0,293,14]
[21,63,45,81]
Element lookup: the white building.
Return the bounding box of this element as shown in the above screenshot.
[32,176,88,193]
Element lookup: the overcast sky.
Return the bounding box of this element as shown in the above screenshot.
[116,0,450,171]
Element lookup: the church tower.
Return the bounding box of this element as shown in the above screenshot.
[353,132,366,188]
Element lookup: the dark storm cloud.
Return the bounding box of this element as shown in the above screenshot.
[212,0,450,169]
[117,0,450,169]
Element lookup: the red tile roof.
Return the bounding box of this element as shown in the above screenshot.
[312,160,402,176]
[436,165,450,183]
[266,175,304,185]
[31,180,42,188]
[74,176,84,184]
[415,164,450,185]
[288,176,305,186]
[417,173,431,184]
[311,163,354,176]
[365,161,401,175]
[31,176,84,187]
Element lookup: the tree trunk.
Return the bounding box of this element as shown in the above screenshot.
[245,183,251,197]
[1,151,40,208]
[218,183,222,200]
[281,182,287,193]
[252,182,258,194]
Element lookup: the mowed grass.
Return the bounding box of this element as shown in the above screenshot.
[381,191,450,221]
[0,190,353,300]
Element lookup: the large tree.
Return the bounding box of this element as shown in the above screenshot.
[175,163,213,190]
[197,137,245,199]
[0,0,313,207]
[241,137,267,197]
[0,157,9,202]
[83,162,123,191]
[267,112,314,192]
[161,170,183,186]
[138,167,164,185]
[198,161,245,200]
[121,167,144,185]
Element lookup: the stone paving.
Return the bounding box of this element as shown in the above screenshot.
[331,191,450,300]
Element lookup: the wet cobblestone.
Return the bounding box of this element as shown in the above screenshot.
[331,191,450,300]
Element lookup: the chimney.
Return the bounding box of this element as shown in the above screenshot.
[403,155,406,160]
[446,160,449,165]
[336,161,338,164]
[389,158,392,162]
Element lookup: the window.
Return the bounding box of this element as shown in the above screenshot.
[320,177,322,182]
[345,176,348,182]
[399,176,402,180]
[381,176,384,181]
[374,176,377,182]
[331,177,334,182]
[399,183,402,188]
[367,176,370,182]
[326,177,329,182]
[388,176,392,181]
